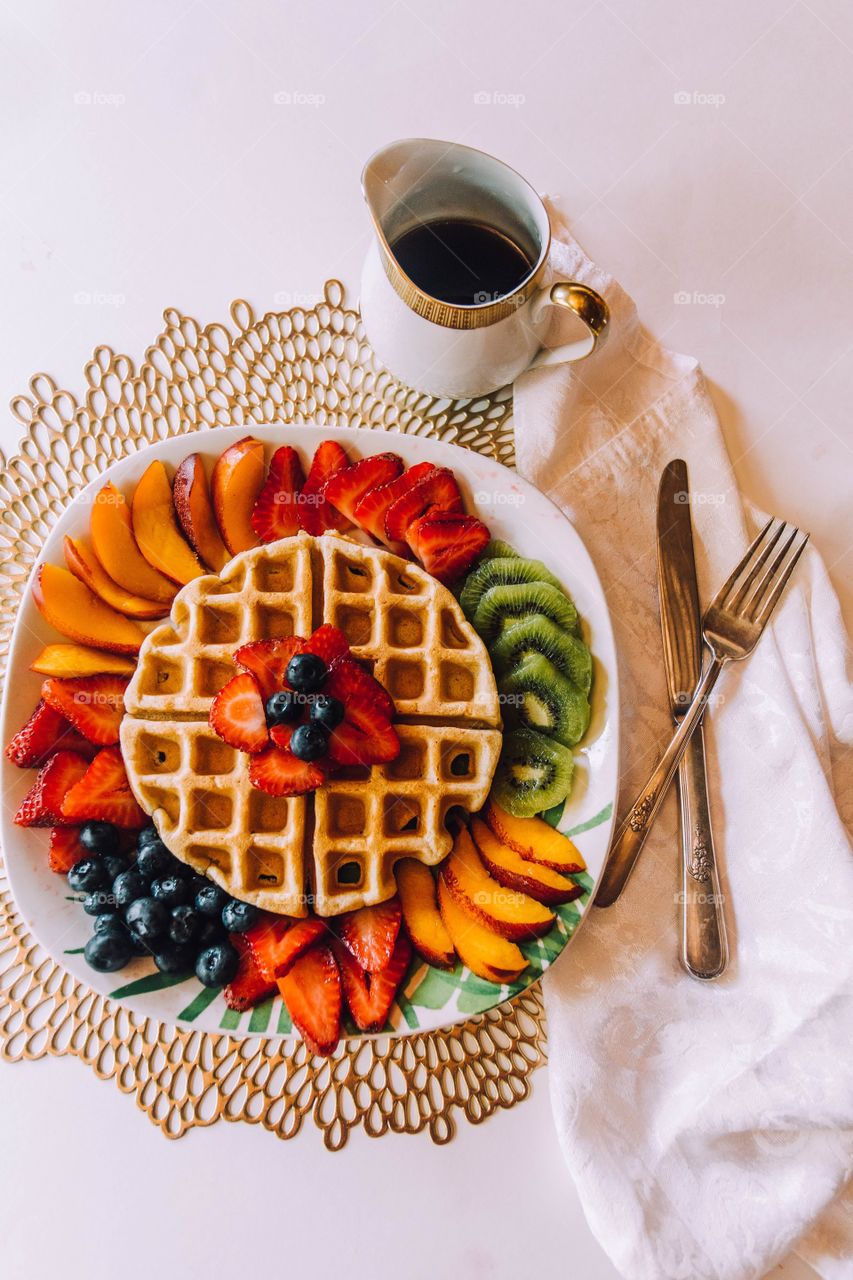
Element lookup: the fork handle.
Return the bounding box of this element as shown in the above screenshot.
[595,656,724,907]
[677,724,728,979]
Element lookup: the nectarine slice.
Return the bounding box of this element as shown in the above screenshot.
[437,875,526,984]
[211,436,265,555]
[443,827,555,941]
[31,644,136,678]
[32,564,145,655]
[131,461,205,586]
[173,453,230,572]
[64,536,168,620]
[90,483,177,604]
[395,859,455,969]
[485,800,587,873]
[471,818,583,907]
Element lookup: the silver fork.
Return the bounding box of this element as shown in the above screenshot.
[596,518,809,908]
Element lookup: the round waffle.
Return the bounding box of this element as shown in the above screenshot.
[120,533,502,916]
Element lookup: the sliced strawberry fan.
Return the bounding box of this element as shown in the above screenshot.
[40,674,128,746]
[5,700,97,768]
[352,461,436,551]
[14,750,90,827]
[297,440,351,535]
[405,508,491,585]
[60,746,146,829]
[251,445,306,542]
[335,932,412,1033]
[324,452,403,525]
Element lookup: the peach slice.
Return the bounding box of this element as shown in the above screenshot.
[90,483,177,605]
[32,564,145,655]
[485,800,587,873]
[64,536,169,620]
[211,436,265,555]
[395,859,456,969]
[471,818,583,907]
[173,453,230,572]
[131,461,205,586]
[31,644,137,678]
[442,827,555,941]
[437,875,526,984]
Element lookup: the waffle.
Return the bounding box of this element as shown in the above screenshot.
[121,533,502,916]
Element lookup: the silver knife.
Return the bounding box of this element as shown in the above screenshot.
[657,460,728,979]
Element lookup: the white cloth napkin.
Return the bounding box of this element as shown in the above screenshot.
[513,209,853,1280]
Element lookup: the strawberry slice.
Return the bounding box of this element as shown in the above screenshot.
[40,675,128,746]
[209,673,269,754]
[304,624,350,668]
[14,750,90,827]
[335,932,412,1032]
[384,468,463,542]
[353,462,436,549]
[324,452,403,525]
[5,700,97,768]
[297,440,351,535]
[234,636,305,701]
[60,746,146,828]
[223,934,276,1012]
[406,509,491,585]
[326,659,399,766]
[246,915,328,981]
[48,826,87,874]
[249,745,326,796]
[337,898,402,973]
[276,944,342,1056]
[250,445,306,543]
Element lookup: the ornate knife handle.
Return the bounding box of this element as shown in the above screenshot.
[595,657,723,907]
[677,727,728,979]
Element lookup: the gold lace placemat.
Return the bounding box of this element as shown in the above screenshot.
[0,281,547,1147]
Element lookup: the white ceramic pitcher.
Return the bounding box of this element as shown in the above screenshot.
[359,138,609,400]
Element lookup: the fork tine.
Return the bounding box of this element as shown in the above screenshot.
[752,532,809,626]
[712,518,776,610]
[729,519,787,611]
[743,524,798,618]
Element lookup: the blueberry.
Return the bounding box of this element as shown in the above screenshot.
[136,824,161,850]
[136,839,173,880]
[290,722,328,762]
[285,652,327,694]
[195,942,240,988]
[126,929,152,956]
[84,931,132,973]
[153,943,196,975]
[309,695,345,731]
[151,875,192,908]
[79,821,119,856]
[112,868,150,909]
[101,852,131,882]
[68,858,110,894]
[93,912,125,936]
[169,904,202,947]
[197,915,227,948]
[221,899,261,933]
[265,690,302,726]
[124,896,169,942]
[83,888,118,916]
[194,883,233,920]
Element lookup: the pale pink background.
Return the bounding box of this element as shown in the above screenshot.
[1,3,850,1278]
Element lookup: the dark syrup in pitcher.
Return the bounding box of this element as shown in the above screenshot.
[390,218,534,306]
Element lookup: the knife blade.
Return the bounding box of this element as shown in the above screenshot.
[656,460,728,979]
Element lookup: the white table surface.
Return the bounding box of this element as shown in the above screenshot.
[1,3,848,1277]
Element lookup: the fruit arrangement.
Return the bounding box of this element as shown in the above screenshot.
[459,541,593,817]
[209,623,400,796]
[6,430,601,1055]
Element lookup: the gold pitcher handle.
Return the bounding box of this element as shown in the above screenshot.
[528,282,610,367]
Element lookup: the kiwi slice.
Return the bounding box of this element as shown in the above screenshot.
[473,582,579,641]
[492,727,574,817]
[490,615,592,693]
[460,555,565,621]
[499,653,590,747]
[478,539,519,562]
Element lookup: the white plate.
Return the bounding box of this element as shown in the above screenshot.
[0,425,618,1039]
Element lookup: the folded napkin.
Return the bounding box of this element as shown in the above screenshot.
[513,209,853,1280]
